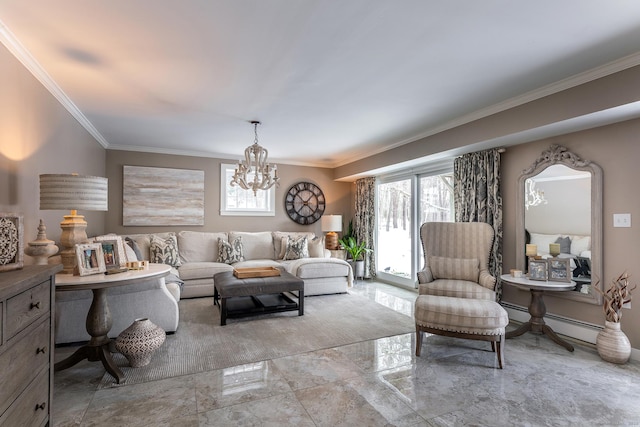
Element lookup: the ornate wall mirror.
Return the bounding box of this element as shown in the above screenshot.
[515,144,603,305]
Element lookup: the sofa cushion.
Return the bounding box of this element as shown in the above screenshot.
[179,261,233,280]
[429,256,479,282]
[272,231,315,259]
[217,237,244,264]
[122,232,175,261]
[178,231,228,263]
[283,235,309,260]
[150,234,182,267]
[570,235,591,256]
[308,236,325,258]
[124,237,143,260]
[284,258,351,279]
[232,259,283,269]
[555,236,571,254]
[229,231,274,260]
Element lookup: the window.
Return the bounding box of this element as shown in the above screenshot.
[376,169,454,288]
[220,163,275,216]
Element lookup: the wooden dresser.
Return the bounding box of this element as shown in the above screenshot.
[0,265,62,427]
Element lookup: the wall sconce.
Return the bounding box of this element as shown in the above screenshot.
[39,174,108,274]
[321,214,342,250]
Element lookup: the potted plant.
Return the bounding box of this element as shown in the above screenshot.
[592,272,636,363]
[338,236,371,280]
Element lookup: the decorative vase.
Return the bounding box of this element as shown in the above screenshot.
[596,321,631,364]
[115,318,166,368]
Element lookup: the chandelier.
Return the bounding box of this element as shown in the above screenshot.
[524,179,547,210]
[231,121,279,196]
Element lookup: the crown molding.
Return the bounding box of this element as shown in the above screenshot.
[0,19,109,148]
[107,143,330,168]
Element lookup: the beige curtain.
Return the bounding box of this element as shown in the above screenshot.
[354,177,376,278]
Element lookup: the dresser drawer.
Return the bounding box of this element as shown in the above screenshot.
[0,368,49,427]
[0,319,50,416]
[5,280,50,339]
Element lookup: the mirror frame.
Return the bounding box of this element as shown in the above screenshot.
[516,144,603,305]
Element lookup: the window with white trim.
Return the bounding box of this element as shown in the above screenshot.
[220,163,275,216]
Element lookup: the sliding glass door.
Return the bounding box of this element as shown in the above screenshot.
[376,171,454,288]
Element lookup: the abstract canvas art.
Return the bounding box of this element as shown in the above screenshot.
[123,166,205,226]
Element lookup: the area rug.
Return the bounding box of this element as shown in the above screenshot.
[98,292,414,388]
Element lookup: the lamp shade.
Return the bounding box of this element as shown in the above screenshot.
[40,174,108,211]
[321,215,342,232]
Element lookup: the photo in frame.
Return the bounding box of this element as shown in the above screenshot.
[0,212,24,272]
[98,239,120,270]
[94,235,128,266]
[75,243,106,276]
[548,258,571,282]
[528,259,548,281]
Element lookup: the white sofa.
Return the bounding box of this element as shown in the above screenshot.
[55,230,352,344]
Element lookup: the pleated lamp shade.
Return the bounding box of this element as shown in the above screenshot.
[39,174,108,211]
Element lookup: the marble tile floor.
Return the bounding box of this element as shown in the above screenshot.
[53,281,640,427]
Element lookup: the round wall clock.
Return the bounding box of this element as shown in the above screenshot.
[285,181,326,225]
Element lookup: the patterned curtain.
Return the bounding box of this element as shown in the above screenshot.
[354,177,376,278]
[454,149,503,300]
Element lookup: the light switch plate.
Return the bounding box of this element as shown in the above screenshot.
[613,213,631,228]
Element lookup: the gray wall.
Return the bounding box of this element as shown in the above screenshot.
[501,121,640,346]
[105,150,353,237]
[0,44,106,257]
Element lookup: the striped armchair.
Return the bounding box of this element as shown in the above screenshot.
[417,222,496,301]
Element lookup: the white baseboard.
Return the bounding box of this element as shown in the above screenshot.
[502,303,639,362]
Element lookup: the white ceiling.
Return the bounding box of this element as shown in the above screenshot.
[2,1,640,168]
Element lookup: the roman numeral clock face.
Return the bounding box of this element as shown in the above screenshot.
[285,182,326,225]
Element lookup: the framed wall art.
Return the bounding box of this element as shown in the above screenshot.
[528,259,548,281]
[123,165,205,226]
[0,213,24,272]
[75,243,106,276]
[548,258,571,282]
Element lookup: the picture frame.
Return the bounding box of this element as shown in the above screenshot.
[548,258,571,282]
[94,235,128,266]
[75,243,106,276]
[0,213,24,272]
[97,239,120,270]
[528,259,548,281]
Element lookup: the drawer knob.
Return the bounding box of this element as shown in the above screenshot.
[36,346,47,354]
[35,402,46,411]
[30,301,41,310]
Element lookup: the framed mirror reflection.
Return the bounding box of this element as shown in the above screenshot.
[515,144,603,305]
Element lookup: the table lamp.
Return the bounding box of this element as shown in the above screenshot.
[321,214,342,250]
[39,174,108,274]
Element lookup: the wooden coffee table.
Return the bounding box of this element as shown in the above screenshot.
[213,270,304,325]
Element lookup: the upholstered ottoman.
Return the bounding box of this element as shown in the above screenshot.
[414,295,509,368]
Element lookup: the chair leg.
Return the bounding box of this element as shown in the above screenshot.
[415,326,423,357]
[495,335,505,369]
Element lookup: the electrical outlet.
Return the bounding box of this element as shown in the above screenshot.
[613,213,631,228]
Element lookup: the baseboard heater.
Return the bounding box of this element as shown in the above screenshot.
[501,302,601,345]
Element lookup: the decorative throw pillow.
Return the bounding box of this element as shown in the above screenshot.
[217,237,244,264]
[429,256,479,282]
[150,235,181,267]
[307,236,325,258]
[284,236,309,260]
[555,236,571,254]
[125,237,143,261]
